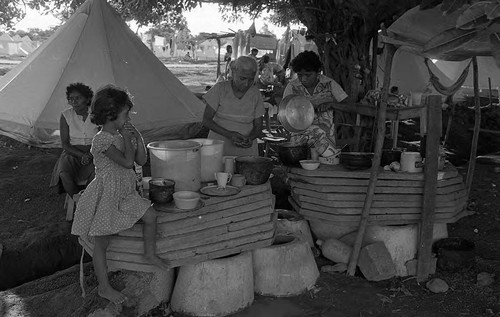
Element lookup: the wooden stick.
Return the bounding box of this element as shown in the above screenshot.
[488,77,492,107]
[346,41,396,276]
[416,95,442,282]
[465,57,481,197]
[443,103,454,148]
[216,38,221,80]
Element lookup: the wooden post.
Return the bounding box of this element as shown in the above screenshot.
[216,38,222,80]
[465,57,481,197]
[416,95,442,282]
[346,42,396,276]
[392,113,400,149]
[443,103,454,148]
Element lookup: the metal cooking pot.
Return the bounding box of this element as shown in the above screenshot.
[339,152,374,170]
[275,142,308,166]
[277,95,314,133]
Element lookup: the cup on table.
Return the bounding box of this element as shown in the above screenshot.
[222,155,237,175]
[141,176,152,198]
[231,174,246,188]
[142,177,152,191]
[215,172,232,189]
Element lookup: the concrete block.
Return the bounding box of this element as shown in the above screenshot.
[358,242,396,281]
[252,236,319,297]
[340,223,448,276]
[171,251,254,316]
[405,257,437,276]
[276,210,315,247]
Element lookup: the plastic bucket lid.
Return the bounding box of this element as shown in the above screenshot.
[147,140,201,151]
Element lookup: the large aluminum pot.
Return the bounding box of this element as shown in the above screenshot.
[277,95,314,133]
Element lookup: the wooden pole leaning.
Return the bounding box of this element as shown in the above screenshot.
[346,41,396,276]
[216,38,222,80]
[416,95,442,282]
[465,57,481,197]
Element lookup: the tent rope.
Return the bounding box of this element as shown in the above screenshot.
[424,58,471,96]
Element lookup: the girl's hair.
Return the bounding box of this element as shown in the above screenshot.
[90,84,133,125]
[290,50,323,73]
[66,83,93,104]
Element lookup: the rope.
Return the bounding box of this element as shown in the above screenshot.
[424,58,471,96]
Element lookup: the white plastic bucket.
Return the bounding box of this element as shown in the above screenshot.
[147,140,202,191]
[400,152,423,173]
[411,92,423,106]
[189,138,225,182]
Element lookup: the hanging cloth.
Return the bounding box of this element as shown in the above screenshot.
[424,58,472,96]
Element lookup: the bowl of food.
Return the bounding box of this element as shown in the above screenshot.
[173,191,200,210]
[299,160,320,170]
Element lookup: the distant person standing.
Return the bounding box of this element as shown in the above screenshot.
[248,48,259,60]
[224,45,233,79]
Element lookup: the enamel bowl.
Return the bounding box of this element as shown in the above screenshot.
[299,160,321,170]
[173,191,200,210]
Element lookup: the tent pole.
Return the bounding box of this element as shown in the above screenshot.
[346,38,395,276]
[216,38,222,80]
[370,31,378,89]
[465,57,481,197]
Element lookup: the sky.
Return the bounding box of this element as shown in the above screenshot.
[13,3,290,38]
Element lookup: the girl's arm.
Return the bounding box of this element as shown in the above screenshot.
[123,122,147,165]
[103,130,135,169]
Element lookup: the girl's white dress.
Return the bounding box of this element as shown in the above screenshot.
[71,131,150,236]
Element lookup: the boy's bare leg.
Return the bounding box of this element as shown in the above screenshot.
[142,207,171,270]
[94,235,127,304]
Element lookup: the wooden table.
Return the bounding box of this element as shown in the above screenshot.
[288,164,472,225]
[79,182,276,272]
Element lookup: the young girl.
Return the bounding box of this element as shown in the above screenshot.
[71,85,170,305]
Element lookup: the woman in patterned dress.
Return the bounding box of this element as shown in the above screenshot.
[71,85,169,305]
[282,51,349,158]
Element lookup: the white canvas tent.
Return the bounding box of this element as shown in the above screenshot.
[0,0,205,147]
[434,57,500,90]
[377,48,453,95]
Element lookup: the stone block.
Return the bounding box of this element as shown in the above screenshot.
[340,223,448,276]
[358,242,396,281]
[87,268,175,317]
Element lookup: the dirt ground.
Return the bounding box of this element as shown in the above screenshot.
[1,135,500,316]
[1,60,500,316]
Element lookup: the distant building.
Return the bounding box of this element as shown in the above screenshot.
[0,33,38,56]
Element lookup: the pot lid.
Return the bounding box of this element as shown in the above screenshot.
[278,95,314,133]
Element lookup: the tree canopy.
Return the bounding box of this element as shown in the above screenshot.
[4,0,499,99]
